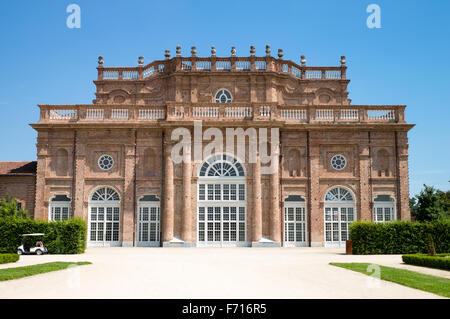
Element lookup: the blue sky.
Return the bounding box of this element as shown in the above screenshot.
[0,0,449,196]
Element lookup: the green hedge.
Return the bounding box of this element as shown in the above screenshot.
[349,220,450,255]
[0,217,87,254]
[402,254,450,271]
[0,253,20,264]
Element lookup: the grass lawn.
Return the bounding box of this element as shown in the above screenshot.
[330,262,450,298]
[0,262,91,282]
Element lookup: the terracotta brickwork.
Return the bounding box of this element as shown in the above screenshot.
[28,48,414,247]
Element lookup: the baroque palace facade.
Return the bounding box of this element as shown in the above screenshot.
[0,46,414,247]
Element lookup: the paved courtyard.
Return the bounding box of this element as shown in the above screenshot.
[0,247,447,299]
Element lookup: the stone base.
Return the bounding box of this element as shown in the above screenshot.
[163,241,196,247]
[121,241,133,247]
[310,241,324,247]
[251,238,281,247]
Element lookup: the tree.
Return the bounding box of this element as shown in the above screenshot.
[410,185,449,222]
[0,196,29,219]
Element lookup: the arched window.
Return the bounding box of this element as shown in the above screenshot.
[324,187,356,247]
[49,194,71,221]
[197,154,246,246]
[215,89,232,103]
[89,187,121,246]
[199,154,245,177]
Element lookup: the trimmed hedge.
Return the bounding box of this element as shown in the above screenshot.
[0,217,87,254]
[0,253,19,264]
[350,219,450,255]
[402,254,450,271]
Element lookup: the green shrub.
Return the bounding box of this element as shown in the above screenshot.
[0,217,87,254]
[402,254,450,271]
[350,220,450,255]
[0,253,20,264]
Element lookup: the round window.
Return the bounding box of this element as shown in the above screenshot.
[331,154,346,170]
[98,155,114,171]
[215,89,232,103]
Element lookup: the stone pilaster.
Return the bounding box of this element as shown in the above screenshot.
[359,134,372,221]
[181,145,192,243]
[162,131,174,244]
[308,141,322,247]
[122,138,136,247]
[396,132,411,220]
[269,147,281,243]
[34,139,48,220]
[252,150,262,243]
[73,136,86,220]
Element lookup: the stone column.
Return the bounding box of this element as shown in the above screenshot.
[73,137,86,220]
[162,132,174,245]
[34,133,48,220]
[359,134,372,221]
[308,138,321,247]
[269,146,281,243]
[396,132,411,220]
[252,150,262,243]
[122,139,136,247]
[181,143,192,243]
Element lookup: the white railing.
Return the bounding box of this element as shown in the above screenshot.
[181,61,192,70]
[158,64,165,73]
[215,61,231,70]
[122,71,138,80]
[291,66,302,79]
[103,71,119,80]
[49,109,77,120]
[236,61,250,71]
[111,109,129,119]
[192,106,219,118]
[340,109,359,120]
[326,71,341,79]
[282,64,289,73]
[367,110,395,120]
[143,66,155,78]
[225,106,252,118]
[196,61,211,70]
[316,109,334,120]
[255,61,266,70]
[138,109,165,120]
[259,106,271,117]
[305,71,322,79]
[86,109,104,120]
[280,109,307,120]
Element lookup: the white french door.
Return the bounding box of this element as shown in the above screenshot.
[88,204,121,247]
[137,202,160,246]
[284,202,308,247]
[324,205,355,247]
[374,202,395,222]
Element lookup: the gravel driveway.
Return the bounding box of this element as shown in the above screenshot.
[0,247,447,299]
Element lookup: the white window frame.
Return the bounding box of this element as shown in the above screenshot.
[88,187,121,247]
[373,201,396,223]
[137,197,160,247]
[283,200,308,247]
[324,187,356,248]
[214,89,233,103]
[49,201,71,221]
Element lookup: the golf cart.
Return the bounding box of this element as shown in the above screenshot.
[17,233,48,255]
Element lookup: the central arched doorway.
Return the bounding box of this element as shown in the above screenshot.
[197,154,247,247]
[88,187,121,247]
[324,186,356,247]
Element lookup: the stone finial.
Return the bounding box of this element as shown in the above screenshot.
[250,45,256,56]
[164,50,170,60]
[301,55,306,66]
[265,45,271,56]
[176,45,181,57]
[138,56,144,66]
[231,46,236,57]
[191,46,197,57]
[211,46,216,57]
[98,56,104,66]
[277,49,283,59]
[340,55,346,66]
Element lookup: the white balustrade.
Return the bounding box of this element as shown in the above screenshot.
[259,106,271,118]
[192,106,219,118]
[291,66,301,79]
[282,64,289,73]
[158,64,165,73]
[49,109,77,120]
[236,61,250,71]
[340,109,359,120]
[326,71,341,79]
[181,61,192,70]
[215,61,231,70]
[86,109,104,120]
[122,71,138,80]
[305,71,322,79]
[103,71,119,80]
[280,109,307,120]
[196,61,211,70]
[143,66,155,78]
[366,110,395,120]
[316,109,334,120]
[138,109,165,120]
[255,61,266,70]
[111,109,129,119]
[225,106,252,118]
